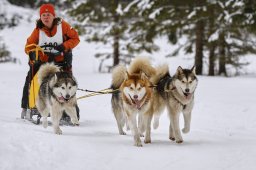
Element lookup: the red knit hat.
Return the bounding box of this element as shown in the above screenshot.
[40,4,55,17]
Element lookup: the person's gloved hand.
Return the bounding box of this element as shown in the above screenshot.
[29,51,36,61]
[54,44,65,52]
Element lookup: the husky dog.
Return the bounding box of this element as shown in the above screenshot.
[36,63,79,135]
[111,57,156,147]
[151,65,198,143]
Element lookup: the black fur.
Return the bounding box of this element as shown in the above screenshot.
[156,72,172,98]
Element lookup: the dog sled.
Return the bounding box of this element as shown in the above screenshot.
[22,44,79,125]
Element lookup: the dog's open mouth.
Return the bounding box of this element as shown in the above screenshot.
[58,96,70,102]
[183,92,192,99]
[129,95,142,110]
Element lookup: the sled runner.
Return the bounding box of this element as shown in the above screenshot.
[23,44,80,125]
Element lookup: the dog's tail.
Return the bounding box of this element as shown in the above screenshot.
[128,57,156,78]
[111,65,127,89]
[37,63,60,85]
[150,64,169,85]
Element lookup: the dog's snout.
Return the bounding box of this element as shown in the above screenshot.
[65,94,70,99]
[185,88,190,93]
[133,95,138,99]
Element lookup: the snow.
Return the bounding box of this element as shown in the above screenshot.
[1,3,256,170]
[149,7,162,19]
[116,4,124,16]
[0,0,32,19]
[208,30,219,42]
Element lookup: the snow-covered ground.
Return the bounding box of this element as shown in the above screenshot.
[1,2,256,170]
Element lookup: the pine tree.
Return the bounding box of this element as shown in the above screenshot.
[212,0,256,76]
[160,0,256,76]
[0,12,11,63]
[0,37,11,63]
[68,0,256,75]
[69,0,162,72]
[7,0,36,8]
[68,0,131,71]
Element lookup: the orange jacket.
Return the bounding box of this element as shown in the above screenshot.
[25,19,80,55]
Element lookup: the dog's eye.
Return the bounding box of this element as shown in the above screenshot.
[129,87,133,90]
[181,80,185,83]
[189,81,192,84]
[137,87,141,91]
[61,87,65,89]
[69,86,71,89]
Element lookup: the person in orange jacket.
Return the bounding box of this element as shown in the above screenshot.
[21,3,80,119]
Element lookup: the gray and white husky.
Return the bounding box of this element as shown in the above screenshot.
[36,63,79,135]
[151,65,198,143]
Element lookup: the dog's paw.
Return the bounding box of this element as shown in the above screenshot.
[182,127,190,134]
[119,131,126,135]
[71,119,79,125]
[176,140,183,144]
[74,123,80,126]
[144,138,151,144]
[169,137,175,141]
[54,128,62,135]
[134,141,143,147]
[134,137,143,147]
[175,136,183,143]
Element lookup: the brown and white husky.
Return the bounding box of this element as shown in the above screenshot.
[111,57,156,147]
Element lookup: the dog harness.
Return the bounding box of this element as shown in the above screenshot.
[157,73,188,110]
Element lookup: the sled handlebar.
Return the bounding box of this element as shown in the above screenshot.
[25,44,63,64]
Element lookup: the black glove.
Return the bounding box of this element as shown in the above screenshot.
[54,44,65,52]
[29,51,36,61]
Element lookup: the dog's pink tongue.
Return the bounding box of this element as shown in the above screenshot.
[58,96,65,101]
[134,100,141,109]
[185,93,192,99]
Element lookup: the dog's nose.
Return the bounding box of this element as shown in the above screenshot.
[133,95,138,99]
[185,88,190,93]
[65,94,70,99]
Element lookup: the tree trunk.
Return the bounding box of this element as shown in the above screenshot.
[207,5,216,76]
[113,0,119,67]
[218,33,227,76]
[208,43,216,76]
[194,20,204,75]
[113,31,119,67]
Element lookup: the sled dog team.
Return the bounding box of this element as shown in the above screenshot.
[36,57,198,147]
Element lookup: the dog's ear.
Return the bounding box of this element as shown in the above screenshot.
[71,75,78,86]
[49,74,57,87]
[176,66,183,75]
[191,66,196,75]
[140,71,148,80]
[125,71,130,80]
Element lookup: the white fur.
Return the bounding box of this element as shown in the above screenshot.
[123,84,146,102]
